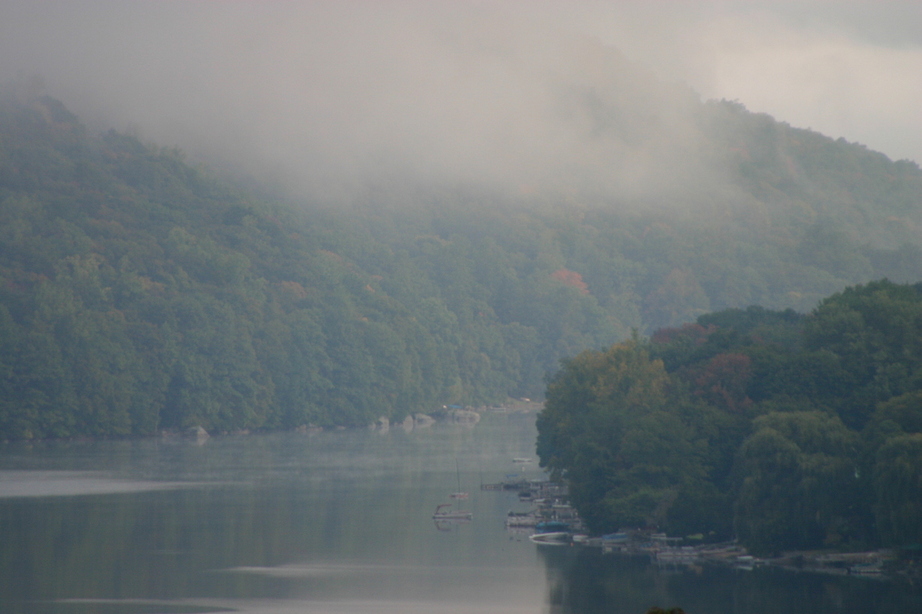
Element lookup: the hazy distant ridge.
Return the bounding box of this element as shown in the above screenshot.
[0,86,921,439]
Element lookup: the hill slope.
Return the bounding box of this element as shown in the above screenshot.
[1,88,921,439]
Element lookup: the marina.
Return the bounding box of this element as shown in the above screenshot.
[479,467,916,583]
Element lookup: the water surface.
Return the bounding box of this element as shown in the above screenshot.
[0,413,546,614]
[1,412,920,614]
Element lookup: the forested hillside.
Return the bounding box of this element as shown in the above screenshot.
[537,280,922,553]
[1,87,921,440]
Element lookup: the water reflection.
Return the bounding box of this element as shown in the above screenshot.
[0,414,547,614]
[1,414,921,614]
[0,470,202,498]
[538,546,922,614]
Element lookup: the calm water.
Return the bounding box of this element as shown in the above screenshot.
[0,412,919,614]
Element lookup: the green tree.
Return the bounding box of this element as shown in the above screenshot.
[872,434,922,546]
[537,338,716,533]
[734,411,862,554]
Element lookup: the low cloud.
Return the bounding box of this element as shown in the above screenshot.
[0,1,918,204]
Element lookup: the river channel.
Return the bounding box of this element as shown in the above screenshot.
[0,412,919,614]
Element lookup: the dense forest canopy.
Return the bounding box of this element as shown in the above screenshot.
[537,280,922,553]
[0,81,921,442]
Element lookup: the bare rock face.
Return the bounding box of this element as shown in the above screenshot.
[400,414,414,432]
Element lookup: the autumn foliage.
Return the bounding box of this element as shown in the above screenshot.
[550,268,589,294]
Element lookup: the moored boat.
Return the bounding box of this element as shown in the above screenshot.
[432,503,473,520]
[529,531,571,545]
[535,520,570,533]
[448,460,468,500]
[505,511,538,527]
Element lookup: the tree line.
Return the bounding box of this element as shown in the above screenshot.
[537,279,922,553]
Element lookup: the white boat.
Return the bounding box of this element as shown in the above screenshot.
[432,503,473,521]
[529,531,570,545]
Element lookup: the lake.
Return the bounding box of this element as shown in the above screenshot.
[0,412,919,614]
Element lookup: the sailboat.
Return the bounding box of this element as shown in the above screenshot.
[434,461,471,522]
[448,460,468,499]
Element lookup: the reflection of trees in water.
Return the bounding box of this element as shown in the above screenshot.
[537,547,922,614]
[539,547,668,614]
[538,546,569,611]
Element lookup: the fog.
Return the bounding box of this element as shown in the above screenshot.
[1,1,919,203]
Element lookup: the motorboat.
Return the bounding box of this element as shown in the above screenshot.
[529,531,570,545]
[505,511,538,527]
[432,503,473,520]
[535,520,570,533]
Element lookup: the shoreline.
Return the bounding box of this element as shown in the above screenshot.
[580,539,922,582]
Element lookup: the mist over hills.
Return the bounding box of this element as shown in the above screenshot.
[3,2,919,201]
[0,51,921,439]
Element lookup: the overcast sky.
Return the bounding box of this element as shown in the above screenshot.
[0,1,919,200]
[576,0,922,164]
